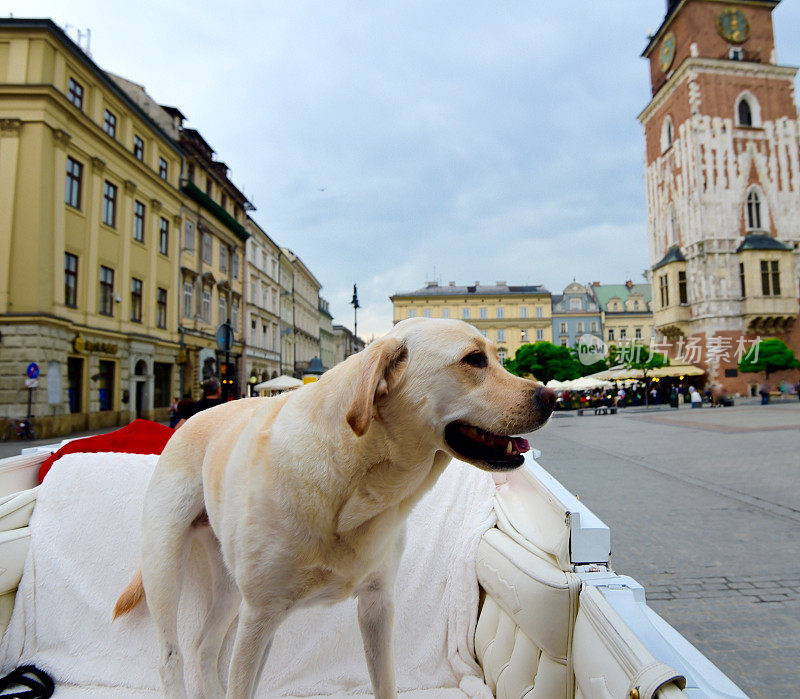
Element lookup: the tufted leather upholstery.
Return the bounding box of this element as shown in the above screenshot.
[475,528,581,698]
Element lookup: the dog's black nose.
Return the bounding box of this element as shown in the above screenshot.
[534,386,556,412]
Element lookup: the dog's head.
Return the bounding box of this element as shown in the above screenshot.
[345,318,555,471]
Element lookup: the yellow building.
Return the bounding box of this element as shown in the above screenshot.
[281,248,322,376]
[390,281,552,363]
[588,282,655,345]
[0,18,184,435]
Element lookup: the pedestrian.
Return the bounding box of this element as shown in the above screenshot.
[690,387,703,408]
[174,378,225,429]
[758,382,771,405]
[168,396,181,428]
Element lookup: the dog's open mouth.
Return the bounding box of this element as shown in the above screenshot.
[444,422,530,471]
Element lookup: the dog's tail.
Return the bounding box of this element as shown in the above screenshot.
[113,569,145,620]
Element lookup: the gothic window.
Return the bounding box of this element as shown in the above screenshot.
[667,206,678,247]
[735,92,761,128]
[738,99,752,126]
[660,116,674,152]
[746,189,763,230]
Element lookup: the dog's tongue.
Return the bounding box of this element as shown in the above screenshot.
[513,437,530,453]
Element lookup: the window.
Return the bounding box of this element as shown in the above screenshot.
[423,309,432,318]
[103,109,117,138]
[184,221,195,251]
[220,244,228,273]
[64,253,78,307]
[480,330,488,338]
[497,329,505,342]
[520,306,528,319]
[159,218,169,255]
[497,307,504,319]
[232,300,239,329]
[570,297,582,310]
[679,271,688,303]
[634,300,640,310]
[156,288,167,328]
[65,157,83,208]
[635,328,642,340]
[206,176,213,196]
[739,262,746,297]
[738,99,752,126]
[620,328,627,340]
[521,329,529,342]
[232,252,239,278]
[102,181,117,227]
[659,275,670,307]
[576,321,584,333]
[608,328,615,341]
[187,162,195,182]
[536,307,543,318]
[183,281,194,317]
[746,189,762,230]
[202,287,211,322]
[131,277,143,322]
[479,307,487,319]
[591,321,598,333]
[536,329,544,340]
[735,93,761,127]
[262,323,268,348]
[67,78,83,109]
[462,308,470,319]
[498,351,506,364]
[729,46,745,61]
[133,135,144,161]
[219,294,228,324]
[442,308,450,319]
[133,201,145,242]
[668,207,678,247]
[408,309,416,318]
[202,233,212,264]
[560,322,567,333]
[561,338,568,346]
[660,116,674,152]
[158,157,168,180]
[97,360,114,412]
[761,260,780,296]
[221,193,227,210]
[99,266,114,316]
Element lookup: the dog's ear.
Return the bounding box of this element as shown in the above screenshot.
[346,338,408,437]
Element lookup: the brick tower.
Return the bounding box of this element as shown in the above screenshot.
[639,0,800,394]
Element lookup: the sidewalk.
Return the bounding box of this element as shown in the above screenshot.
[0,420,170,460]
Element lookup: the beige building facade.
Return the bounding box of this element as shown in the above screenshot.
[588,282,655,347]
[0,19,184,435]
[281,249,322,377]
[391,281,552,364]
[243,218,281,393]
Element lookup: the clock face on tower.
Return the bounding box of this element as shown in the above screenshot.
[659,32,677,72]
[717,8,750,44]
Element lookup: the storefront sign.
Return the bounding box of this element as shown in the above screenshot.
[73,333,118,355]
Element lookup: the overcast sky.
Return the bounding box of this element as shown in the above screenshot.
[11,1,800,338]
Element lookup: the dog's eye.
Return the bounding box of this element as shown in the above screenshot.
[461,352,487,368]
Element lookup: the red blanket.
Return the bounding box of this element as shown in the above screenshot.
[38,419,173,482]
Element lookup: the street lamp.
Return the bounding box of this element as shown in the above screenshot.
[350,284,360,355]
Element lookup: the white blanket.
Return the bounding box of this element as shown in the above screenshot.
[0,453,496,698]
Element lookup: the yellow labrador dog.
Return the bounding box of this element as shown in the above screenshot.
[114,318,555,699]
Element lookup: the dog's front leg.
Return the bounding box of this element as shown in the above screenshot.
[357,572,399,699]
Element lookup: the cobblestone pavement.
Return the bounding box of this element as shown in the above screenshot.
[530,401,800,698]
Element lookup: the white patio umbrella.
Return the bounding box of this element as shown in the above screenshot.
[253,375,303,393]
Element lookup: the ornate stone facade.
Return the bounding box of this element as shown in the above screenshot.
[640,0,800,393]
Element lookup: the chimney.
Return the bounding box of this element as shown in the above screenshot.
[425,281,438,288]
[626,280,634,288]
[448,281,455,287]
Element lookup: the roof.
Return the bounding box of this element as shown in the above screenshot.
[736,233,792,252]
[0,19,183,157]
[392,282,550,298]
[590,283,652,310]
[652,245,687,270]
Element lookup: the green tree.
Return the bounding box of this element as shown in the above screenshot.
[504,342,582,384]
[739,338,800,379]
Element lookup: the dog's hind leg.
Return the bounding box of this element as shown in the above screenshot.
[193,531,241,699]
[140,472,205,699]
[224,601,288,699]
